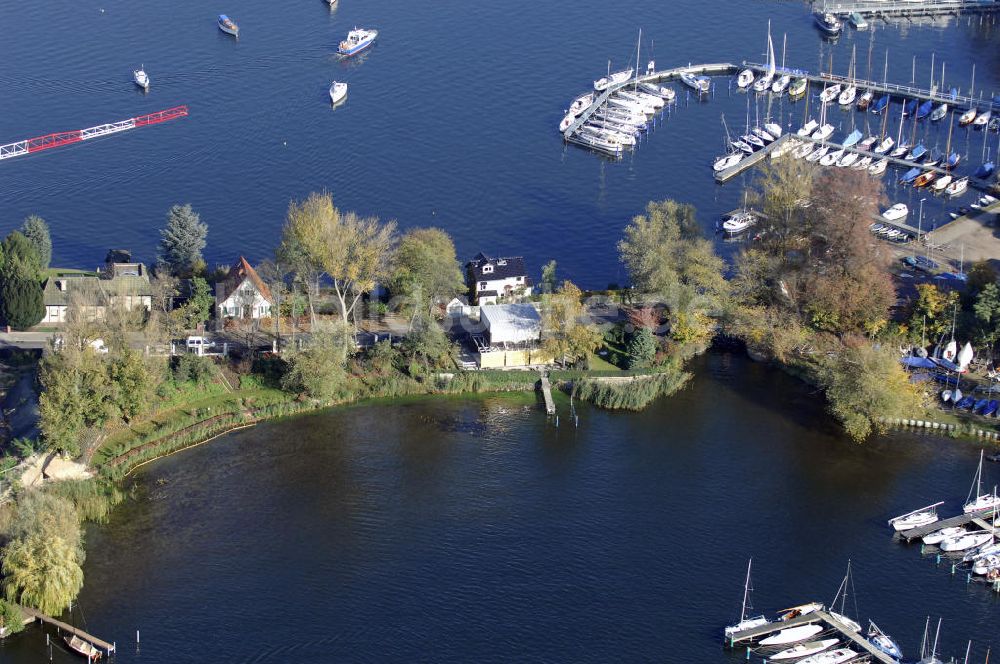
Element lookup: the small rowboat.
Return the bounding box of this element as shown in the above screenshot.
[65,635,103,660]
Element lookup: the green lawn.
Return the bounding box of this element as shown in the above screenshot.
[588,352,623,372]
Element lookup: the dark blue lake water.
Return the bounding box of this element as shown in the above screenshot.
[1,0,998,285]
[4,352,1000,663]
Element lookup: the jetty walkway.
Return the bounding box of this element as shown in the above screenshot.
[818,0,1000,19]
[895,508,996,542]
[727,609,898,664]
[18,604,116,656]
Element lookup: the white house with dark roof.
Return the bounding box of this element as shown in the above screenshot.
[465,253,532,305]
[215,257,274,320]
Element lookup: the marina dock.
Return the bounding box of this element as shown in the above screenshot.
[727,609,898,663]
[819,0,1000,19]
[896,508,996,542]
[18,604,116,656]
[714,134,792,182]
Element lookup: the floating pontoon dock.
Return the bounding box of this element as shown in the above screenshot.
[896,508,996,542]
[726,609,898,664]
[818,0,1000,19]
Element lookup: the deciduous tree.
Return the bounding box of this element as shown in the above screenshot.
[283,192,396,330]
[390,228,465,327]
[542,281,602,366]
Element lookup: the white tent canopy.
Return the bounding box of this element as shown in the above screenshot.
[480,303,542,345]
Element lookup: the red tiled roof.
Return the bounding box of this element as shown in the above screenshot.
[218,256,273,304]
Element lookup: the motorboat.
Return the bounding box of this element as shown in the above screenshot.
[580,126,635,147]
[874,137,894,154]
[218,14,239,37]
[607,96,650,115]
[814,12,842,36]
[940,529,994,552]
[807,146,830,163]
[789,78,808,99]
[870,96,890,114]
[770,639,839,661]
[868,158,888,175]
[913,171,936,188]
[722,211,757,235]
[798,649,857,664]
[329,80,348,105]
[618,90,663,110]
[959,108,977,126]
[569,92,594,116]
[867,622,903,661]
[569,131,622,157]
[849,11,869,29]
[916,100,934,120]
[811,124,835,141]
[714,153,743,172]
[65,635,102,660]
[737,69,755,89]
[930,104,948,121]
[933,174,954,192]
[638,83,675,103]
[772,75,791,95]
[964,450,1000,513]
[819,84,842,104]
[857,90,873,110]
[974,110,993,128]
[973,554,1000,575]
[882,203,909,221]
[922,526,965,545]
[338,27,378,57]
[594,68,633,91]
[724,559,770,639]
[842,129,863,148]
[778,602,823,621]
[820,149,845,166]
[945,177,969,197]
[797,119,819,137]
[838,85,857,106]
[133,66,149,90]
[680,72,711,94]
[973,162,996,179]
[765,122,783,138]
[760,624,825,646]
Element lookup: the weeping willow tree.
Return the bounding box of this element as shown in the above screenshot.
[3,535,84,615]
[1,492,85,615]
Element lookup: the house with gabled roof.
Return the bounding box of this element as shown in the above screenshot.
[215,256,274,320]
[41,250,151,324]
[465,252,532,305]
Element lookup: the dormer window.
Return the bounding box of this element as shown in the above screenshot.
[482,264,494,274]
[516,276,522,282]
[497,259,507,266]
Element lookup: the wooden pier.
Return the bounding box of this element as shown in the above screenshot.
[539,373,556,415]
[818,0,1000,19]
[18,604,116,655]
[896,508,996,542]
[727,609,897,664]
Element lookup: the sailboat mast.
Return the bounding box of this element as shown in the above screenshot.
[740,559,753,621]
[634,28,641,86]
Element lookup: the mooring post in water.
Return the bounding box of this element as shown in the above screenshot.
[555,415,559,427]
[951,562,956,575]
[936,554,941,565]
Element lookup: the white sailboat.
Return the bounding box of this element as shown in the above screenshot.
[827,561,862,633]
[760,624,824,646]
[724,559,770,639]
[957,342,974,370]
[964,450,1000,513]
[753,25,776,93]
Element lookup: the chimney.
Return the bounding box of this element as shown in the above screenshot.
[56,280,67,292]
